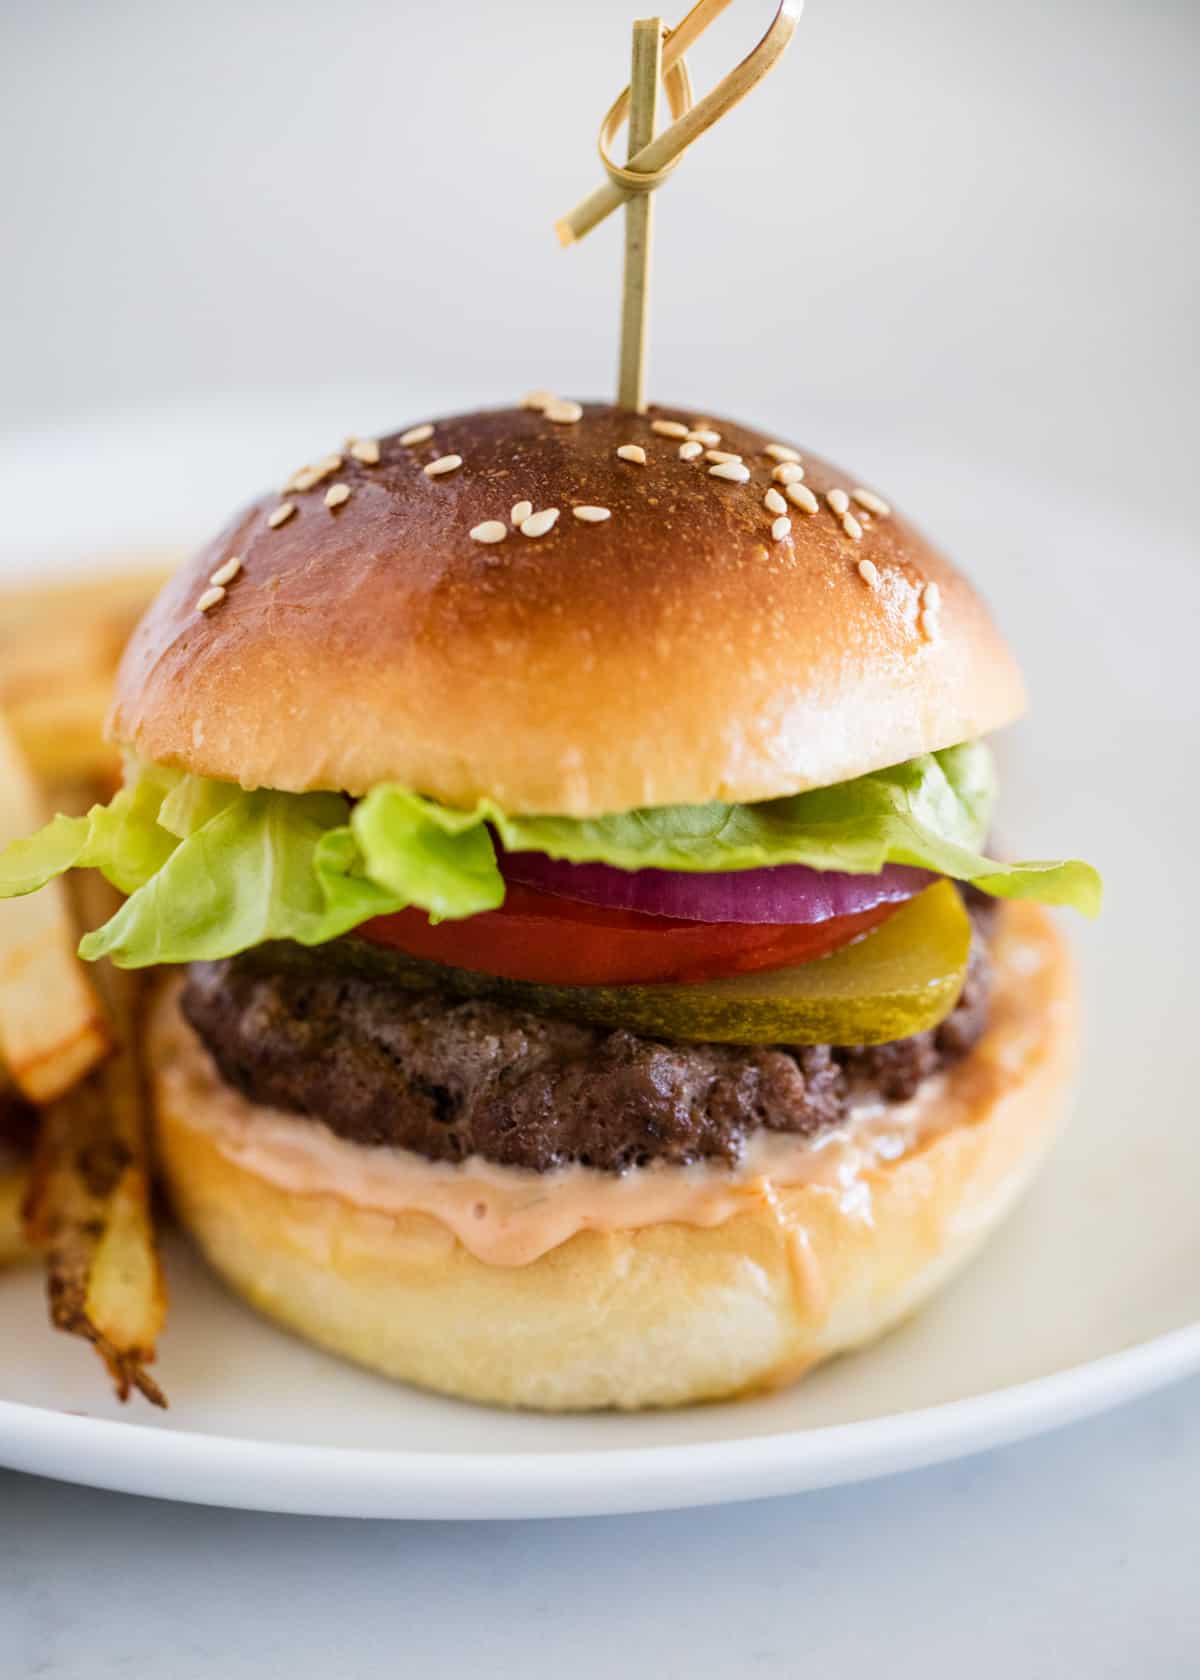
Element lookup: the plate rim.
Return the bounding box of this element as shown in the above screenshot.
[3,1321,1198,1519]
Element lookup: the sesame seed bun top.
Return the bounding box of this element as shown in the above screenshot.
[109,402,1026,816]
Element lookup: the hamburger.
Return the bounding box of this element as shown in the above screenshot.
[0,398,1099,1409]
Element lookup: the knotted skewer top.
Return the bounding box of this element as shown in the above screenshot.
[555,0,802,248]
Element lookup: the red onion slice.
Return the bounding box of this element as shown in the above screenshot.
[498,850,935,925]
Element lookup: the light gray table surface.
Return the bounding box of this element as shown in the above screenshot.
[4,1376,1199,1676]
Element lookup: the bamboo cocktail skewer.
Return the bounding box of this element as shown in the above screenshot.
[556,0,801,248]
[617,20,665,412]
[556,0,801,410]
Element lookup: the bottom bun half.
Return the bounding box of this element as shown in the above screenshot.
[150,902,1078,1411]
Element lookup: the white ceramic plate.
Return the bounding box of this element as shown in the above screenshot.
[1,405,1196,1519]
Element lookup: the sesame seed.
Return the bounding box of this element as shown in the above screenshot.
[470,520,508,544]
[772,462,805,485]
[852,487,891,517]
[285,454,341,493]
[573,505,612,523]
[349,437,381,465]
[705,449,742,464]
[858,558,880,589]
[209,555,242,587]
[709,461,751,483]
[786,483,819,513]
[511,500,533,526]
[765,443,801,463]
[678,440,704,461]
[544,398,583,424]
[617,444,647,465]
[763,487,788,515]
[196,586,225,613]
[827,488,850,515]
[922,581,942,612]
[520,507,560,537]
[400,423,434,446]
[921,608,941,642]
[424,454,463,477]
[268,502,296,528]
[325,483,351,509]
[519,390,556,411]
[771,515,792,541]
[651,419,690,438]
[841,512,864,541]
[687,429,721,446]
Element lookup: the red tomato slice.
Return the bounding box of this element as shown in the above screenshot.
[356,882,903,986]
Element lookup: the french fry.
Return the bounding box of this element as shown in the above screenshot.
[0,716,110,1101]
[0,562,171,644]
[0,577,168,1404]
[24,874,168,1406]
[0,1176,28,1264]
[6,679,125,784]
[0,1066,34,1267]
[0,562,170,783]
[0,568,171,1387]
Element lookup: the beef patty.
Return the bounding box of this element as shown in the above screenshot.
[180,894,998,1174]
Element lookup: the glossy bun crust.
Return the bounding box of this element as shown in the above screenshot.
[150,904,1076,1411]
[111,405,1025,815]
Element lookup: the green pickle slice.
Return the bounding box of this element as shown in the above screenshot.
[334,879,971,1046]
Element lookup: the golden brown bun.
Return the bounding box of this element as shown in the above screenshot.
[112,405,1024,814]
[150,903,1075,1410]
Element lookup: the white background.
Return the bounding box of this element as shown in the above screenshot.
[1,0,1198,1672]
[3,0,1195,500]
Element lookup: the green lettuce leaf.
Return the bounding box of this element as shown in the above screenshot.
[491,743,1099,911]
[0,766,182,898]
[351,786,505,921]
[79,791,409,967]
[0,742,1100,968]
